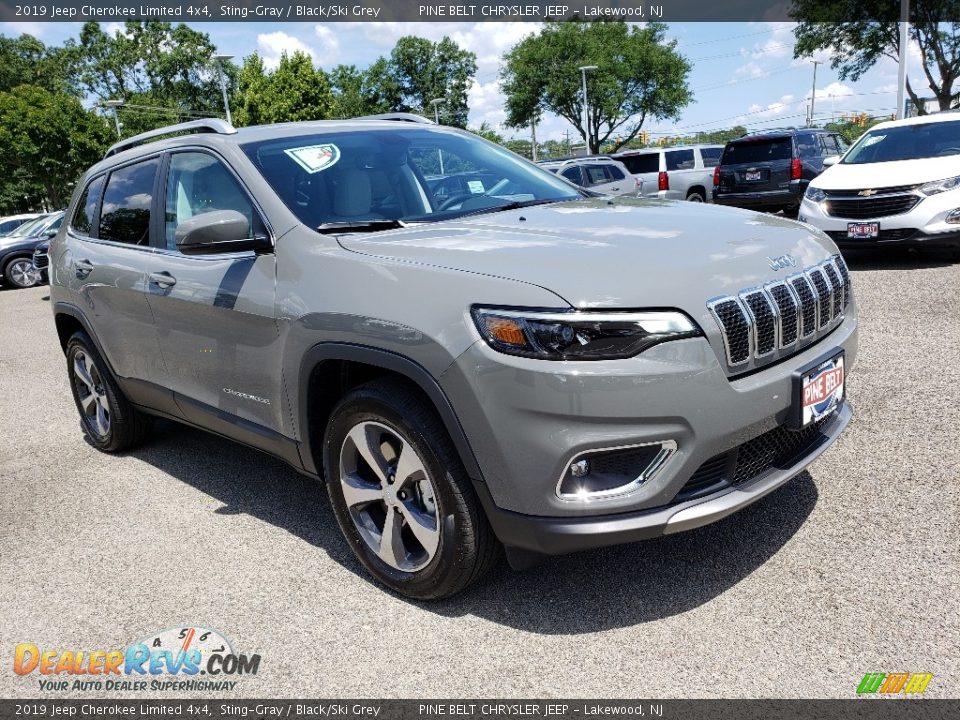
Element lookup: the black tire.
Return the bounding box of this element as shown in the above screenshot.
[3,256,39,289]
[686,190,706,202]
[66,331,151,452]
[323,378,500,599]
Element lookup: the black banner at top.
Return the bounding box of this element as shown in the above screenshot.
[0,0,955,24]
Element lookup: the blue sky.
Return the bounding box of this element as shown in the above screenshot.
[2,20,925,143]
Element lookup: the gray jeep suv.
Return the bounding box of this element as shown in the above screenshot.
[49,116,858,599]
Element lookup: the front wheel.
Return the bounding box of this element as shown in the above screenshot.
[323,379,500,599]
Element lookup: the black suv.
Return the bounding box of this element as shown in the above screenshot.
[713,129,848,215]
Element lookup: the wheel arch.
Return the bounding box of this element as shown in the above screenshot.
[298,343,484,484]
[686,185,707,200]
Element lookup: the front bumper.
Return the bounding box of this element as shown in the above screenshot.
[474,402,851,555]
[800,190,960,248]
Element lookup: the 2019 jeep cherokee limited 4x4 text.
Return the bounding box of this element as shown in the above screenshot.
[49,117,857,599]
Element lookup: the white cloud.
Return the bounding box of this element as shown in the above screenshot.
[313,26,341,67]
[735,62,768,79]
[746,93,796,119]
[808,81,854,100]
[256,31,317,70]
[1,21,46,37]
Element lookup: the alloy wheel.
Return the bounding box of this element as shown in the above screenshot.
[73,350,111,439]
[7,259,38,288]
[339,421,440,572]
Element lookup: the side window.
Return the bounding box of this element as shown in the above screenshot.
[164,152,254,251]
[820,134,840,155]
[619,153,659,174]
[607,164,626,181]
[665,149,695,170]
[796,135,820,158]
[699,147,723,165]
[584,165,609,186]
[561,166,583,185]
[71,175,106,237]
[99,159,159,245]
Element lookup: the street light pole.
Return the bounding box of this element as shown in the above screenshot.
[808,60,820,126]
[213,53,234,124]
[104,100,124,138]
[429,98,447,174]
[578,65,598,154]
[896,0,910,118]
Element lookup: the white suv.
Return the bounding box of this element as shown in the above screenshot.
[799,112,960,252]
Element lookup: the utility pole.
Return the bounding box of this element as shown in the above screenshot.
[430,98,446,173]
[808,60,820,126]
[896,0,910,118]
[563,129,571,157]
[578,65,598,154]
[531,117,538,162]
[213,54,233,124]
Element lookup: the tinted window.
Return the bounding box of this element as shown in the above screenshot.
[0,219,23,234]
[843,121,960,164]
[796,135,820,158]
[618,153,659,174]
[721,139,792,165]
[165,152,254,251]
[818,135,840,155]
[607,164,626,181]
[99,159,158,245]
[561,166,583,184]
[583,165,609,185]
[699,147,723,165]
[665,149,695,170]
[71,176,105,236]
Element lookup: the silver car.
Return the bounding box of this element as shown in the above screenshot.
[49,117,857,599]
[539,156,640,196]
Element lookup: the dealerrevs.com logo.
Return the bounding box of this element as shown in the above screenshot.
[13,626,260,692]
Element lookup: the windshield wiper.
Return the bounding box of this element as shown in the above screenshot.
[457,197,570,219]
[316,219,406,234]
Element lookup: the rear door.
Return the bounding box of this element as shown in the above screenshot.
[718,137,794,193]
[61,159,168,395]
[581,163,627,195]
[143,149,283,441]
[616,151,660,197]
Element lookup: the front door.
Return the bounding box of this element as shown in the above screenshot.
[143,150,284,442]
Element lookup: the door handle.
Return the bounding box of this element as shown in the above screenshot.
[75,259,94,278]
[149,271,177,289]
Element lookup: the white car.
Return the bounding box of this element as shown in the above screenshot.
[614,144,724,202]
[799,112,960,252]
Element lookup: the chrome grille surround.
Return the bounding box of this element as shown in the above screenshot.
[707,255,851,373]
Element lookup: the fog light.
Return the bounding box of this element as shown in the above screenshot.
[557,441,677,501]
[946,209,960,224]
[570,459,590,478]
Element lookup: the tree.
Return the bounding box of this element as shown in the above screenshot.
[0,34,75,94]
[386,36,477,127]
[329,63,395,118]
[792,1,960,113]
[501,21,692,153]
[469,122,504,144]
[233,51,334,125]
[0,85,112,210]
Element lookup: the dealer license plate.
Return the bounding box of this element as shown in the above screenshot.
[847,222,879,239]
[745,170,762,182]
[795,352,845,428]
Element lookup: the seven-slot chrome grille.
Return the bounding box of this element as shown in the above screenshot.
[708,254,851,371]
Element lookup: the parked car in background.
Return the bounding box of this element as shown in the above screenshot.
[0,213,43,236]
[713,129,847,216]
[32,239,50,284]
[613,145,724,202]
[539,156,640,196]
[0,211,63,289]
[800,112,960,252]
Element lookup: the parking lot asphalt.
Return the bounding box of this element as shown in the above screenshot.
[0,248,958,699]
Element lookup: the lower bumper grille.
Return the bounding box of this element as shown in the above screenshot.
[677,413,838,501]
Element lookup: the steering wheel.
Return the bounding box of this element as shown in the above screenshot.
[437,192,476,211]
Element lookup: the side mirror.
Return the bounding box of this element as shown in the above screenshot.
[42,228,57,238]
[822,155,840,167]
[175,210,272,256]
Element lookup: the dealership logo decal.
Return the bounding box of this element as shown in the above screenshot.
[767,254,797,271]
[857,672,932,695]
[13,626,260,692]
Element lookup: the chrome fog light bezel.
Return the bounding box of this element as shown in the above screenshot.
[555,440,677,502]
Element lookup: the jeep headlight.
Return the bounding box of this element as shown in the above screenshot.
[805,186,827,203]
[471,307,701,360]
[920,175,960,196]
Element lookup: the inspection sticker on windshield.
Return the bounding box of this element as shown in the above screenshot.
[284,144,340,173]
[467,180,485,194]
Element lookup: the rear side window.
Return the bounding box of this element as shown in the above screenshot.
[99,159,159,245]
[607,164,626,180]
[561,166,583,184]
[618,153,659,174]
[699,147,723,165]
[665,149,695,170]
[71,176,105,236]
[583,165,609,185]
[796,135,821,158]
[721,139,792,165]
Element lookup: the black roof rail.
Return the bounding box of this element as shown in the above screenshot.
[104,118,237,158]
[738,126,800,138]
[353,112,435,124]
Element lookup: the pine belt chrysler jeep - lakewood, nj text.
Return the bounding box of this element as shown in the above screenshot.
[49,116,857,598]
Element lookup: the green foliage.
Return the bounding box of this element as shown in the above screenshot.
[468,122,504,144]
[386,36,477,127]
[501,21,692,153]
[792,2,960,113]
[823,118,884,144]
[329,63,395,118]
[233,51,334,125]
[0,85,112,210]
[0,34,74,94]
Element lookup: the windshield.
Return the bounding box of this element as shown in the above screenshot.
[721,138,792,165]
[843,120,960,164]
[6,215,48,238]
[242,127,581,230]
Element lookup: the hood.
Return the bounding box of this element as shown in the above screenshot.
[337,198,836,310]
[811,156,958,190]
